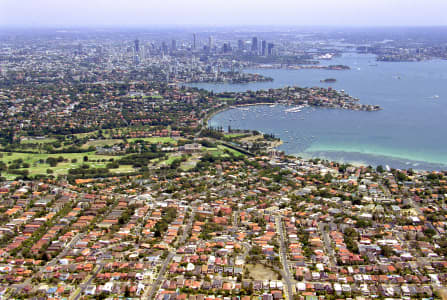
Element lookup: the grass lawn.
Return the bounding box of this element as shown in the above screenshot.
[217,97,235,101]
[245,264,279,281]
[127,137,176,144]
[180,155,200,171]
[81,139,124,149]
[217,145,244,157]
[203,145,244,158]
[20,137,57,144]
[110,165,136,174]
[0,151,122,179]
[157,154,182,166]
[224,133,247,138]
[240,134,263,142]
[144,95,163,99]
[73,131,99,138]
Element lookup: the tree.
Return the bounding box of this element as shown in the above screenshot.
[124,285,130,297]
[381,245,393,257]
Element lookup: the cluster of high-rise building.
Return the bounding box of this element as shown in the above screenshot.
[144,34,276,57]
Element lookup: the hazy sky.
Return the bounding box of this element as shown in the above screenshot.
[1,0,447,27]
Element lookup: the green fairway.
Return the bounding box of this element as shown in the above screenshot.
[203,145,244,158]
[157,154,182,166]
[73,131,99,138]
[0,151,122,179]
[81,139,124,149]
[110,165,136,173]
[127,137,176,144]
[20,137,58,144]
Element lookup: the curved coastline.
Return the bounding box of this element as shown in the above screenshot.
[300,149,447,171]
[205,102,276,124]
[304,143,447,166]
[209,104,447,171]
[203,53,447,171]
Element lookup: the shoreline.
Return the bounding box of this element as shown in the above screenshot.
[205,103,276,125]
[208,105,447,171]
[299,149,447,171]
[305,143,447,166]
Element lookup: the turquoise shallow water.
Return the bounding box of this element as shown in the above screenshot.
[190,53,447,170]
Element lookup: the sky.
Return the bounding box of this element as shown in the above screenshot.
[1,0,447,27]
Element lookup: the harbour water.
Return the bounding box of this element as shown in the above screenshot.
[190,53,447,170]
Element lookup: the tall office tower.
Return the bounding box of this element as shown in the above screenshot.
[162,42,168,54]
[251,37,258,54]
[140,45,145,61]
[267,43,274,56]
[223,43,232,53]
[238,40,244,51]
[193,33,197,50]
[261,40,267,56]
[171,40,177,51]
[134,39,140,53]
[208,36,214,50]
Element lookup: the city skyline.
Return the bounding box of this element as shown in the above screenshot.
[2,0,447,27]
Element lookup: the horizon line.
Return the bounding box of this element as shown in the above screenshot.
[2,24,447,30]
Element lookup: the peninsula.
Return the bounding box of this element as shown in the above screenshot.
[218,86,381,111]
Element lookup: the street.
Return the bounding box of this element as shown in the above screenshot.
[276,215,294,300]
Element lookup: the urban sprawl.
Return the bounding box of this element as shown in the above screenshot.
[0,29,446,300]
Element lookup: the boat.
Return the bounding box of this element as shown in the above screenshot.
[285,106,304,113]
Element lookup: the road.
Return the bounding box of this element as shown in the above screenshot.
[73,263,104,300]
[176,203,197,246]
[146,202,198,299]
[318,222,336,268]
[12,232,85,291]
[146,251,174,300]
[232,209,240,232]
[241,242,252,261]
[48,232,84,266]
[275,215,294,300]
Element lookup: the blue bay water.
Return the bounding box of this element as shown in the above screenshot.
[189,53,447,170]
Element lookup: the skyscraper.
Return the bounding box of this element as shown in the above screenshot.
[267,43,274,56]
[134,39,140,53]
[193,33,197,50]
[251,37,258,54]
[208,36,214,50]
[140,45,145,61]
[171,40,177,51]
[261,40,267,56]
[238,40,244,51]
[162,42,168,54]
[223,42,231,53]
